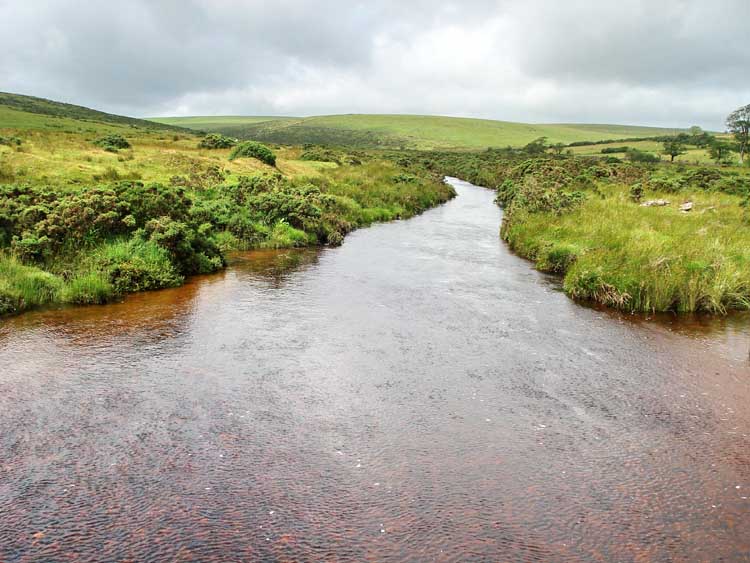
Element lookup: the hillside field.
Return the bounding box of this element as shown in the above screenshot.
[149,114,685,150]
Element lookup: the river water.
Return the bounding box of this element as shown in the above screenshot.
[1,178,749,562]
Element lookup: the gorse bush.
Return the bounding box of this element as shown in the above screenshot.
[299,147,341,163]
[96,238,183,293]
[93,134,131,152]
[228,141,276,166]
[198,133,237,149]
[170,164,226,191]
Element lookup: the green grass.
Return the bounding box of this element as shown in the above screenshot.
[0,124,327,187]
[505,184,750,313]
[0,256,63,314]
[152,113,687,150]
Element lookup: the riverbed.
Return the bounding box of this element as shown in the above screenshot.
[1,177,749,561]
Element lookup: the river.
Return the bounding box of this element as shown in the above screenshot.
[1,177,749,562]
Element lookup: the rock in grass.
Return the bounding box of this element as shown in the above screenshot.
[679,201,694,212]
[641,199,670,207]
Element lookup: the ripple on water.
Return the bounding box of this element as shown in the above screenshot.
[1,179,750,562]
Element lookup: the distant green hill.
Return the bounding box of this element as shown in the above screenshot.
[150,113,686,150]
[150,115,296,131]
[0,92,189,133]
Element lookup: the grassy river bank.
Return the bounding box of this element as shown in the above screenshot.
[424,149,750,313]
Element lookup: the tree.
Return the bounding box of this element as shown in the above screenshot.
[689,125,703,136]
[662,139,686,162]
[726,104,750,163]
[523,137,548,155]
[708,138,735,165]
[550,142,565,155]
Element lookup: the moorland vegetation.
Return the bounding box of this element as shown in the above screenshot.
[420,117,750,313]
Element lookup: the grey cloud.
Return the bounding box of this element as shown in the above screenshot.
[0,0,748,129]
[514,0,750,88]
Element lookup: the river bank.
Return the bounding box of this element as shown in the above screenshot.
[427,152,750,313]
[0,155,454,318]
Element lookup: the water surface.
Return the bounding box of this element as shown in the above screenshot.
[2,178,749,562]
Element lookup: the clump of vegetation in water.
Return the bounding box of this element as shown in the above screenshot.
[229,141,276,166]
[198,133,237,149]
[93,133,131,152]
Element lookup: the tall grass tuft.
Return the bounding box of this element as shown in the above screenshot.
[60,272,114,305]
[0,254,63,314]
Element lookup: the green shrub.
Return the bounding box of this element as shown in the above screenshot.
[0,280,21,315]
[299,147,341,163]
[198,133,237,150]
[649,174,684,193]
[96,238,183,293]
[144,216,224,275]
[228,141,276,166]
[629,183,644,202]
[683,168,722,190]
[0,136,22,147]
[538,243,580,273]
[116,182,191,226]
[93,134,131,152]
[626,149,660,163]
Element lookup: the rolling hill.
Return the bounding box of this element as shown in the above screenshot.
[0,92,330,187]
[0,92,190,133]
[150,113,686,150]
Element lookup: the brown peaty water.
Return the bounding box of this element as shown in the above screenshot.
[1,177,749,562]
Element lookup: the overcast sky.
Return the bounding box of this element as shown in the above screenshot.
[1,0,748,129]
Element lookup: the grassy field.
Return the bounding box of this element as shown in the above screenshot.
[0,126,335,187]
[152,114,685,150]
[567,139,717,164]
[0,94,454,317]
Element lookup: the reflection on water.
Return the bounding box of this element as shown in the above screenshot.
[230,247,322,286]
[1,178,749,562]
